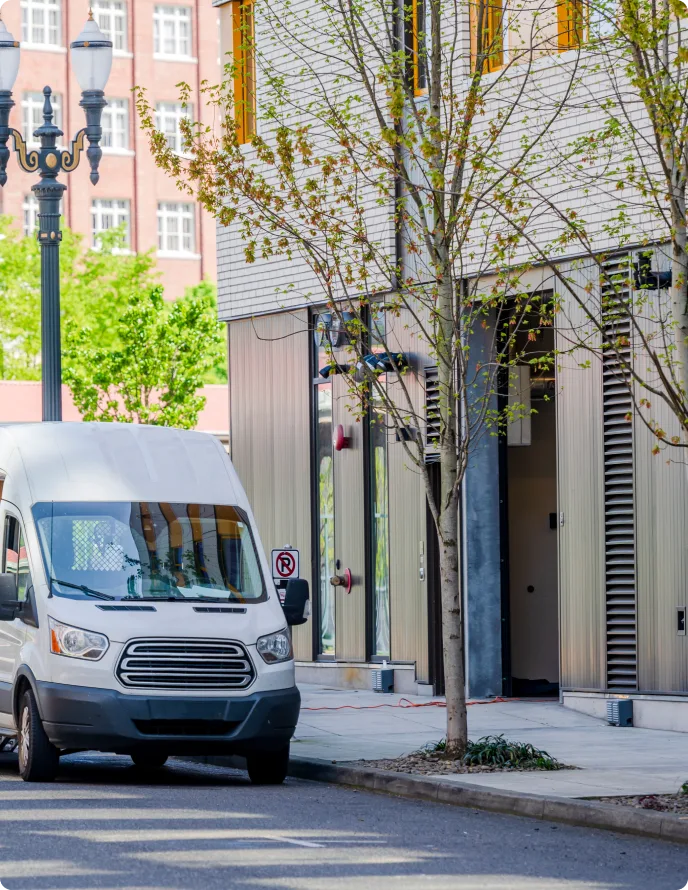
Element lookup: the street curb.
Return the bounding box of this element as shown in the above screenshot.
[181,754,688,845]
[286,757,688,844]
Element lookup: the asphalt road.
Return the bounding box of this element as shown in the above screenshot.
[0,752,686,890]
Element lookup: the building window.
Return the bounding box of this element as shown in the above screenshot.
[23,193,63,235]
[154,5,193,58]
[369,307,391,658]
[157,202,196,254]
[155,101,192,154]
[91,198,131,248]
[22,91,62,147]
[232,0,255,144]
[558,0,587,49]
[312,314,336,656]
[102,98,129,150]
[405,0,427,95]
[93,0,127,52]
[21,0,62,47]
[22,193,39,237]
[471,0,504,73]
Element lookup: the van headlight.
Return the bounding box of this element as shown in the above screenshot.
[256,629,293,664]
[49,618,109,661]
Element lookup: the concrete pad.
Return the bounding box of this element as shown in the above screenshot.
[296,683,688,798]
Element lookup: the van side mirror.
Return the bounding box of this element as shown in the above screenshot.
[282,579,309,626]
[0,573,20,622]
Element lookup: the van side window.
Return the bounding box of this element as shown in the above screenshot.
[4,516,32,603]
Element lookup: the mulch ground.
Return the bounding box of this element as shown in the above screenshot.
[358,751,570,776]
[592,793,688,814]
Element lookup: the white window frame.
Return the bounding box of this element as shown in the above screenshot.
[21,0,62,49]
[102,98,131,153]
[22,193,39,237]
[153,5,194,60]
[157,201,197,256]
[23,192,63,236]
[91,198,131,250]
[155,101,193,155]
[22,91,62,148]
[92,0,128,54]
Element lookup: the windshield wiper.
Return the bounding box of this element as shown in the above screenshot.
[50,578,116,601]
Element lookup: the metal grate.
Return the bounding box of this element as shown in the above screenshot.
[116,638,255,690]
[72,519,131,572]
[601,257,637,691]
[424,366,441,463]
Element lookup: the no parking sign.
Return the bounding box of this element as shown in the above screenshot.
[271,547,299,590]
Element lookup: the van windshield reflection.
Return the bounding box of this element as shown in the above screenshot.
[32,502,266,603]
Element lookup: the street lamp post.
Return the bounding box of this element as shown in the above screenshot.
[0,8,113,421]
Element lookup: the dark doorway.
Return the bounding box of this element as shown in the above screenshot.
[426,463,444,694]
[506,327,559,698]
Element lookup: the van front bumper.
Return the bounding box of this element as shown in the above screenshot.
[34,681,301,755]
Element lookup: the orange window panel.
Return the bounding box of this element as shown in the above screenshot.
[233,0,256,144]
[470,0,504,74]
[407,0,428,96]
[557,0,587,50]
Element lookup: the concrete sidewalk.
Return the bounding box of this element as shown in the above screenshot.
[293,685,688,799]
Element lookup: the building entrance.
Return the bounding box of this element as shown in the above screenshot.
[506,344,559,696]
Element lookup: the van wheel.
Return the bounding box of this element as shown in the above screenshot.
[17,689,59,783]
[247,744,290,785]
[130,752,168,770]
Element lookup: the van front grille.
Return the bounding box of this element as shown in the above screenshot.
[116,638,255,690]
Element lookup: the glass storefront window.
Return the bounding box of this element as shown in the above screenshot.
[313,315,336,655]
[370,305,391,658]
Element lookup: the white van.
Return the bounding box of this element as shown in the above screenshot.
[0,422,309,784]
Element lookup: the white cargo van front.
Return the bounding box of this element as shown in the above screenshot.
[0,422,309,783]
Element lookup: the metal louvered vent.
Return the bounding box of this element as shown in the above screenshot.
[116,638,255,690]
[601,257,637,690]
[425,366,440,463]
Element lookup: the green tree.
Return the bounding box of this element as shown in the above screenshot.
[64,285,223,428]
[137,0,578,755]
[182,280,228,383]
[0,217,157,379]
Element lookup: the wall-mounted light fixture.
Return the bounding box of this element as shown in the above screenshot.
[332,424,350,450]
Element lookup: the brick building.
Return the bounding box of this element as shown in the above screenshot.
[0,0,219,298]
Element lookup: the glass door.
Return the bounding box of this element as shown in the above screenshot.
[369,305,390,658]
[313,317,335,655]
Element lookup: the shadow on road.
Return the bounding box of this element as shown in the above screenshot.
[0,753,685,890]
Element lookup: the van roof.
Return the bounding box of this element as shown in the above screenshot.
[0,422,241,507]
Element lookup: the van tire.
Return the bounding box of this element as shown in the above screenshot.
[130,752,168,770]
[17,689,59,783]
[247,744,290,785]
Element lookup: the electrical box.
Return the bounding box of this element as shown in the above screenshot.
[372,667,394,694]
[607,699,633,727]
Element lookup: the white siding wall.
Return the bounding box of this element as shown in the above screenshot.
[217,0,670,320]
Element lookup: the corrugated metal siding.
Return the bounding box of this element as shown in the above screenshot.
[387,308,429,681]
[633,271,688,693]
[332,377,367,661]
[557,262,606,690]
[228,312,313,660]
[600,257,638,690]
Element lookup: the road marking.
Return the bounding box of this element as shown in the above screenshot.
[274,836,324,848]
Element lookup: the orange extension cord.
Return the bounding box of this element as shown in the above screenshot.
[300,696,531,711]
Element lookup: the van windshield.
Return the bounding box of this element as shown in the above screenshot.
[31,502,266,603]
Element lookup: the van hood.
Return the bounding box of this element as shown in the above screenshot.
[45,597,286,644]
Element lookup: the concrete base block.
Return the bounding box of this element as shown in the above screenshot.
[295,661,417,693]
[563,691,688,732]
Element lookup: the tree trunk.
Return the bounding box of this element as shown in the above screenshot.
[434,263,468,757]
[438,492,467,757]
